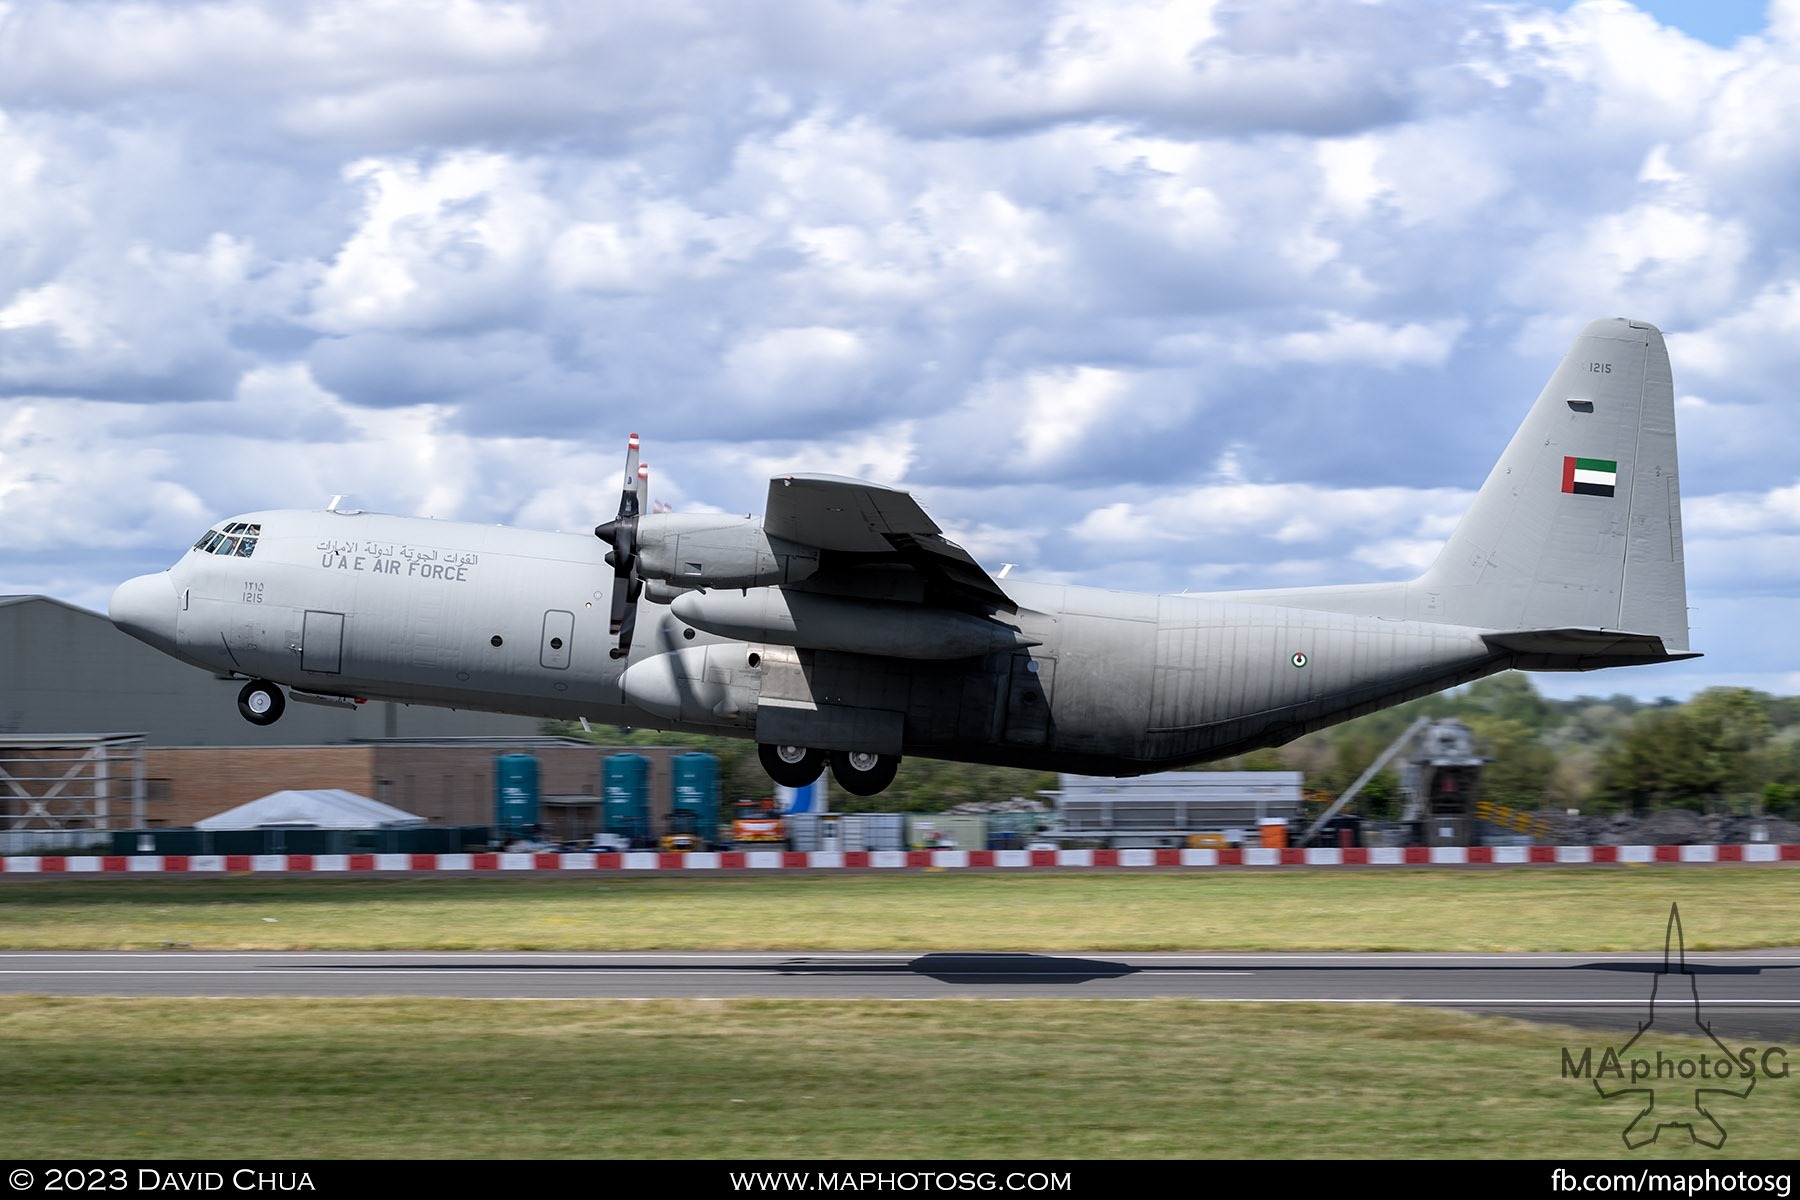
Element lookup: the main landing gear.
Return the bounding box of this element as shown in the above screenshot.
[758,743,826,787]
[756,743,901,797]
[829,750,899,797]
[237,679,286,726]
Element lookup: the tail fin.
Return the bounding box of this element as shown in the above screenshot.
[1416,317,1692,658]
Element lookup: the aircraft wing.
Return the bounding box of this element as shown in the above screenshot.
[764,474,1015,613]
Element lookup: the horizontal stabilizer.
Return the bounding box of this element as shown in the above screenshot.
[1482,628,1701,671]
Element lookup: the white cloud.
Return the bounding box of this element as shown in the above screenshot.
[722,325,872,410]
[1014,366,1131,467]
[1266,315,1467,368]
[1352,537,1446,574]
[0,400,211,551]
[1669,283,1800,394]
[307,153,557,334]
[1071,478,1472,551]
[889,0,1446,138]
[1685,481,1800,534]
[0,0,1795,699]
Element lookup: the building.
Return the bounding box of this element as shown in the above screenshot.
[136,739,693,839]
[1050,771,1306,847]
[0,595,541,744]
[0,596,646,839]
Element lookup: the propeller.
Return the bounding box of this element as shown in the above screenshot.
[595,434,649,660]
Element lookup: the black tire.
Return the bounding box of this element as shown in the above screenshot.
[237,680,286,726]
[830,750,900,797]
[758,742,826,788]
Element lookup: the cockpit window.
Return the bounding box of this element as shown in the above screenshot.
[192,523,261,557]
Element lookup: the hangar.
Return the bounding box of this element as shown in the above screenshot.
[0,595,541,745]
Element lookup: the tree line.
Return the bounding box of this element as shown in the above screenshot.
[546,673,1799,818]
[1222,674,1800,819]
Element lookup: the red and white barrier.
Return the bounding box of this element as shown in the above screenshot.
[0,844,1795,874]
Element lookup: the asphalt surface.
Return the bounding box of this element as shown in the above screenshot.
[3,949,1798,1039]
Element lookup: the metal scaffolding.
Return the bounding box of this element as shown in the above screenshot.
[0,734,147,831]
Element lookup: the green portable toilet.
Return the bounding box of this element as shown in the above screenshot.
[495,753,540,840]
[670,753,720,843]
[603,753,651,847]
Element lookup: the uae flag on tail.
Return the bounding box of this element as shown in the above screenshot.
[1562,455,1618,497]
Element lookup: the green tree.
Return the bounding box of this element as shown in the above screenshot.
[1591,690,1773,814]
[1463,714,1556,810]
[1462,672,1556,731]
[1685,688,1775,811]
[1592,709,1704,813]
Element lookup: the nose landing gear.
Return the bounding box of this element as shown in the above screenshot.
[237,679,287,726]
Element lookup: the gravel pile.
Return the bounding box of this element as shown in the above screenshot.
[1531,809,1800,845]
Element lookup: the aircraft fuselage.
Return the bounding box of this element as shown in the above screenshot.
[117,506,1505,775]
[107,318,1698,795]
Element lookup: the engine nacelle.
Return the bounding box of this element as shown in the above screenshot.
[619,643,761,725]
[634,513,820,589]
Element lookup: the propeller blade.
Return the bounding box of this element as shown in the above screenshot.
[609,466,652,654]
[620,433,641,521]
[609,573,631,636]
[600,435,649,659]
[616,576,644,652]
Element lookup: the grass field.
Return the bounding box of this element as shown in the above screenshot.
[0,867,1795,951]
[4,868,1794,1160]
[2,996,1792,1159]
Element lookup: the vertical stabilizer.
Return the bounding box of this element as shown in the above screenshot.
[1416,318,1689,652]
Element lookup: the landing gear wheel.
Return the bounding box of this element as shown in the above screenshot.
[759,743,827,788]
[237,680,286,726]
[830,750,900,797]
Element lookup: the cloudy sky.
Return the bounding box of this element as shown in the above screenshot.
[1,0,1794,701]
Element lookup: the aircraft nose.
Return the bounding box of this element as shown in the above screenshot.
[110,572,180,654]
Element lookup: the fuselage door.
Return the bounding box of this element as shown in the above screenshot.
[540,610,575,670]
[302,610,345,674]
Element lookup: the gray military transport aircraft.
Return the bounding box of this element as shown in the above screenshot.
[111,317,1694,796]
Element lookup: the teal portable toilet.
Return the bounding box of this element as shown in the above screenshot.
[603,753,651,847]
[495,753,540,840]
[670,753,720,843]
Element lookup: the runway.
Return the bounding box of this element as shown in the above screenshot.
[3,949,1798,1039]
